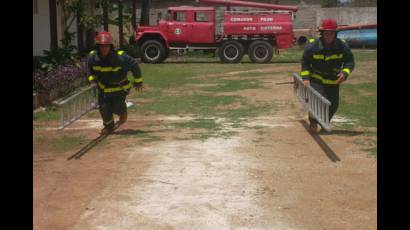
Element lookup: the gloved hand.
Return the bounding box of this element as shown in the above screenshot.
[336,72,347,84]
[134,82,143,92]
[88,76,97,85]
[303,80,310,87]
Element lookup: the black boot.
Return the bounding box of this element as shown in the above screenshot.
[119,112,127,125]
[100,119,114,135]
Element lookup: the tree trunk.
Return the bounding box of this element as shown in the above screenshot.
[103,0,109,31]
[49,0,58,50]
[132,0,137,31]
[140,0,151,26]
[85,0,96,50]
[77,0,84,52]
[119,0,124,49]
[77,7,84,52]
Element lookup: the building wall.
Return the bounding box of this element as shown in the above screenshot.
[33,0,78,56]
[294,6,320,29]
[33,0,51,56]
[316,7,377,26]
[59,12,79,49]
[108,24,134,48]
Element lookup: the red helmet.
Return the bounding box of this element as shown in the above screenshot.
[96,31,112,45]
[319,18,339,31]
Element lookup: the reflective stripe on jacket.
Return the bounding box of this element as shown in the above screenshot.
[87,50,143,93]
[300,37,355,84]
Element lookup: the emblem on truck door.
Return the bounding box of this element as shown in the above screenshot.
[175,28,182,35]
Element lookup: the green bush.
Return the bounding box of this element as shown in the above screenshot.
[34,31,80,72]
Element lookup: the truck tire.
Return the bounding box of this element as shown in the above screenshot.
[248,40,273,64]
[297,36,308,47]
[218,41,244,63]
[141,40,166,63]
[160,48,170,62]
[128,44,140,58]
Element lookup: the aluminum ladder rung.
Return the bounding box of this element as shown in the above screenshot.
[54,84,98,130]
[293,73,332,132]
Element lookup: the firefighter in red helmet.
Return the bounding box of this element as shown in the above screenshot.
[300,19,355,133]
[87,31,143,135]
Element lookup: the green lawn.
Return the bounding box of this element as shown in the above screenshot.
[34,48,377,153]
[128,61,277,140]
[337,49,377,156]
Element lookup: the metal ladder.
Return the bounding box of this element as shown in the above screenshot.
[54,84,98,130]
[293,73,332,132]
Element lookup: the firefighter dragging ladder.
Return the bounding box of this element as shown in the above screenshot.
[293,73,332,132]
[55,84,98,130]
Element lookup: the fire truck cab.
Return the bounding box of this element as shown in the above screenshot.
[164,7,216,45]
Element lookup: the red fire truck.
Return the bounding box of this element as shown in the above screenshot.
[134,0,298,64]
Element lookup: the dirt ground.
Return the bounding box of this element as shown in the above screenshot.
[33,63,376,230]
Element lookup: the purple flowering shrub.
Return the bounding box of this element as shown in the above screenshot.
[33,59,88,99]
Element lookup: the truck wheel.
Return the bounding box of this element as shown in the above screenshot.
[297,36,308,47]
[141,40,166,63]
[128,44,140,58]
[218,41,244,63]
[160,48,170,62]
[248,41,273,64]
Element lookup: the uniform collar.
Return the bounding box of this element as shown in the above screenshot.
[97,49,115,62]
[318,37,339,50]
